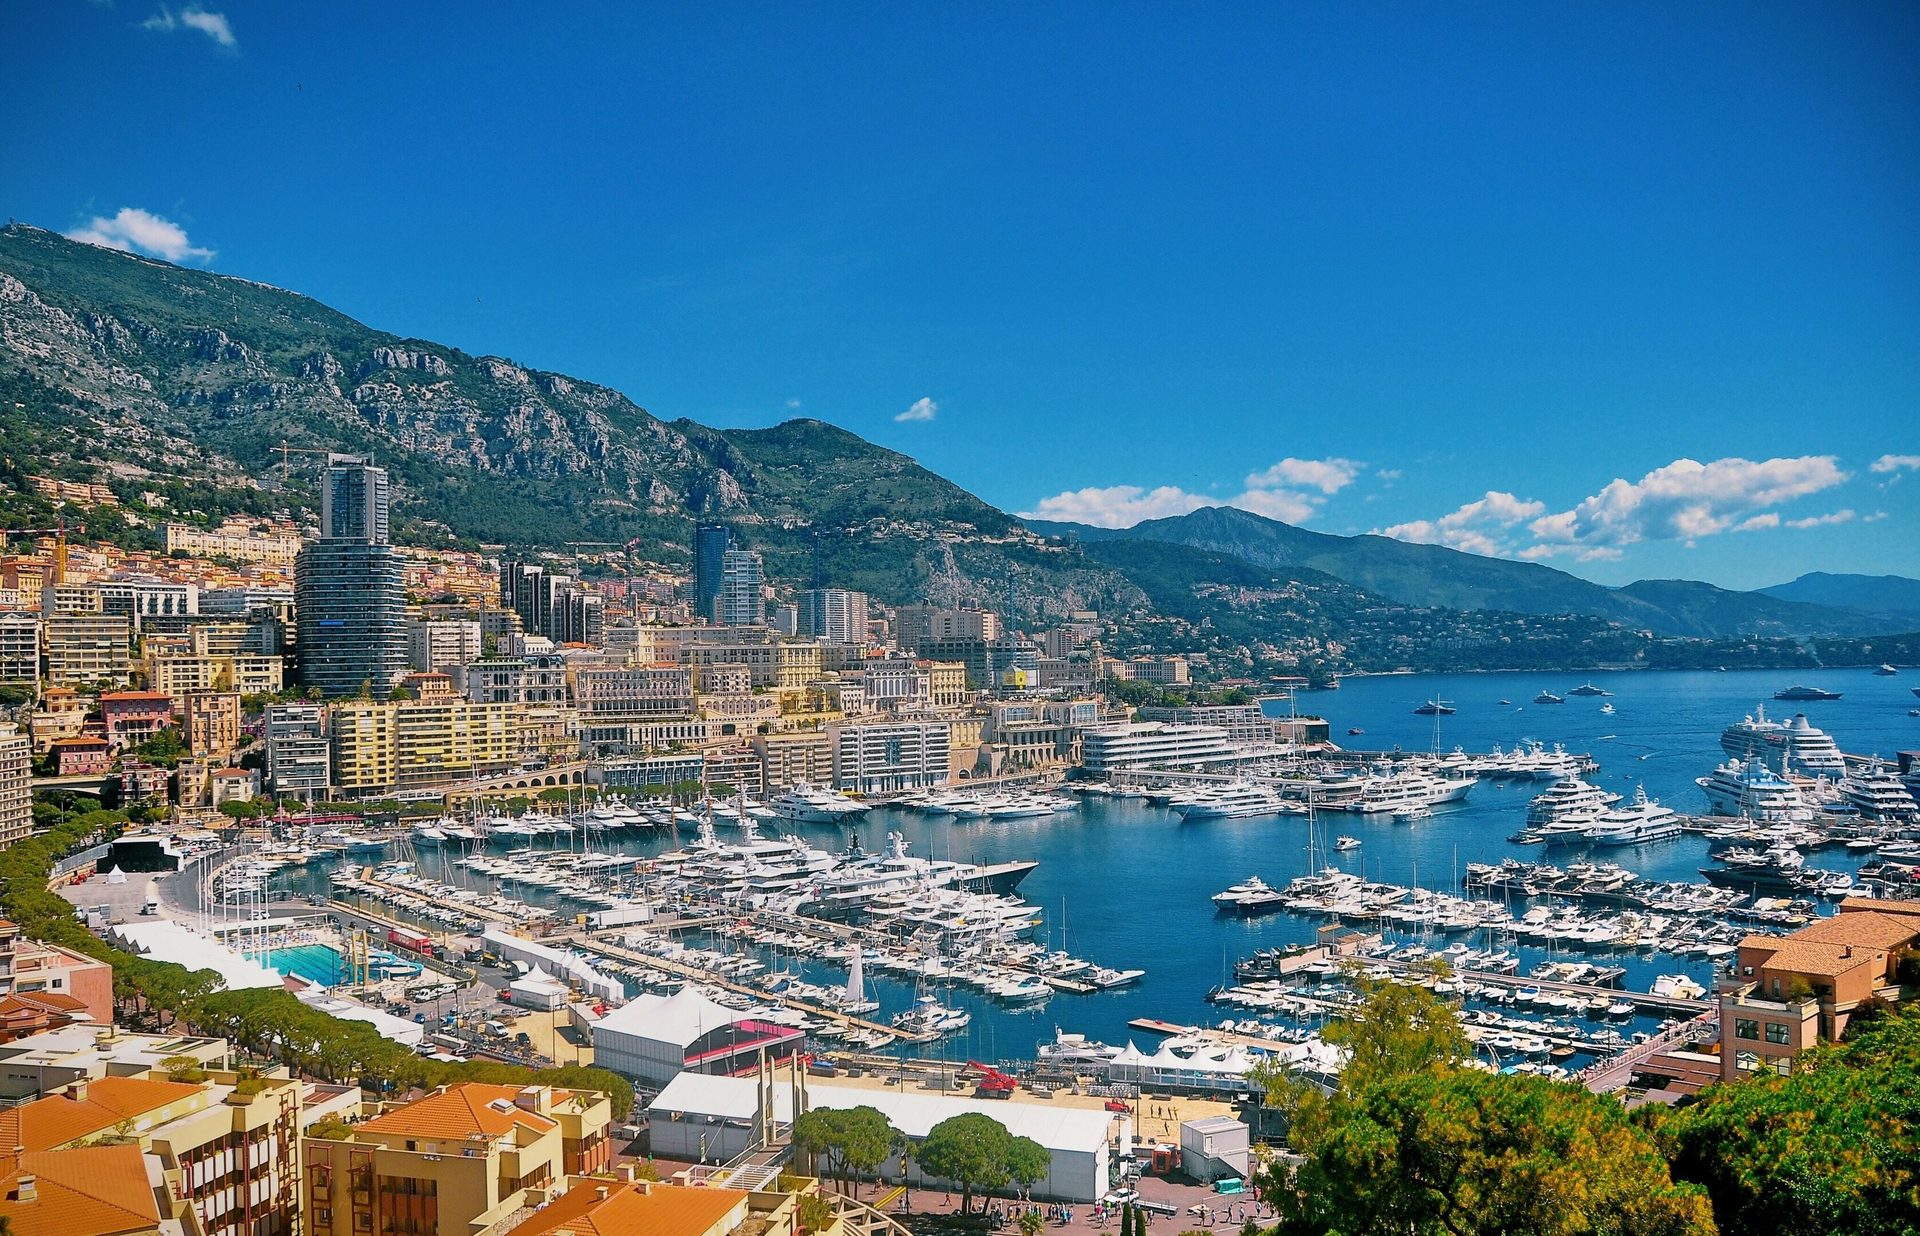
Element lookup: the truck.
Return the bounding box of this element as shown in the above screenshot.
[585,905,654,931]
[387,927,434,954]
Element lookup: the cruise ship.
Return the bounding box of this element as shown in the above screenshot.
[1582,787,1682,846]
[1838,759,1919,821]
[1697,756,1813,822]
[769,782,870,824]
[1718,706,1846,777]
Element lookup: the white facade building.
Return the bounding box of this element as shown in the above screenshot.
[832,720,951,793]
[1079,722,1237,772]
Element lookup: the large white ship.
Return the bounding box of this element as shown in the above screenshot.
[1582,787,1682,846]
[1719,705,1846,777]
[768,781,871,824]
[1698,756,1813,822]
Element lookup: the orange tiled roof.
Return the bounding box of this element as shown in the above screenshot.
[1788,910,1919,951]
[0,1076,206,1157]
[1739,935,1881,979]
[357,1083,559,1140]
[504,1180,748,1236]
[0,1145,161,1236]
[1840,897,1920,921]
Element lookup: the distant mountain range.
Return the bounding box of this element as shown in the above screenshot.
[1027,506,1920,639]
[0,223,1911,674]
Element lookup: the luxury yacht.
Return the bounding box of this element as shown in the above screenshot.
[1697,757,1812,822]
[1838,759,1919,821]
[1582,787,1682,846]
[1567,682,1613,697]
[1175,783,1290,820]
[1212,875,1288,916]
[769,782,870,824]
[1533,691,1565,705]
[1774,684,1842,701]
[1526,778,1621,830]
[1720,705,1846,777]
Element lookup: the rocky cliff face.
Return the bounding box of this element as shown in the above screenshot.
[0,224,1004,552]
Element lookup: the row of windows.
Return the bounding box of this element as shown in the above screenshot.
[1733,1018,1792,1045]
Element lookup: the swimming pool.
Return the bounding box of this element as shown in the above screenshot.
[268,944,346,985]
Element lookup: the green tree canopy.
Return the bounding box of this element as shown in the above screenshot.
[917,1112,1014,1212]
[1651,1003,1920,1236]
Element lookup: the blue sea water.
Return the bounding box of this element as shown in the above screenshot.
[283,666,1920,1063]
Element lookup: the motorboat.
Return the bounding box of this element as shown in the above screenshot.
[1874,664,1897,676]
[1599,703,1616,716]
[1534,691,1565,705]
[1412,700,1456,716]
[1212,876,1288,916]
[1333,835,1361,851]
[892,994,971,1035]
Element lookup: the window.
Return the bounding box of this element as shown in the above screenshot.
[1734,1018,1759,1041]
[1765,1022,1790,1045]
[1735,1050,1759,1073]
[1765,1055,1792,1076]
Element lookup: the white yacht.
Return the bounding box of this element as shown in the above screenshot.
[891,994,971,1035]
[1697,756,1813,822]
[410,822,449,846]
[1177,783,1289,820]
[1212,875,1287,916]
[1526,778,1621,830]
[1838,758,1919,821]
[1582,787,1682,846]
[769,782,870,824]
[1333,835,1361,851]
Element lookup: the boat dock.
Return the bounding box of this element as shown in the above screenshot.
[1353,955,1713,1016]
[553,931,937,1044]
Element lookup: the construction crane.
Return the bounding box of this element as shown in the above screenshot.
[0,519,69,584]
[276,440,336,478]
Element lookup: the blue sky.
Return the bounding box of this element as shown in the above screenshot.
[6,3,1917,590]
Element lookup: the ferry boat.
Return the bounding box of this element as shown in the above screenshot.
[1773,684,1842,701]
[1838,758,1919,821]
[1582,787,1682,846]
[1567,682,1613,697]
[1212,876,1288,916]
[1533,691,1565,705]
[769,782,870,824]
[1697,756,1812,822]
[1719,705,1846,777]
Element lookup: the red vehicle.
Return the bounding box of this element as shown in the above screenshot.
[966,1061,1016,1099]
[1105,1099,1132,1113]
[387,927,434,953]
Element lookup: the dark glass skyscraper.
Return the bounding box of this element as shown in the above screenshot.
[296,456,408,697]
[692,524,732,623]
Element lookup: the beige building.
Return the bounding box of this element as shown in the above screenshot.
[926,660,969,708]
[41,613,133,687]
[164,519,304,566]
[148,652,285,697]
[182,692,242,759]
[328,698,536,797]
[303,1082,613,1236]
[681,638,823,690]
[754,730,834,791]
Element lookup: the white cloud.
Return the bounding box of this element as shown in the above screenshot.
[1785,509,1855,530]
[1865,511,1889,523]
[1244,457,1362,495]
[1733,513,1780,532]
[64,207,215,263]
[1228,488,1318,523]
[785,398,802,410]
[142,5,235,46]
[1870,454,1920,474]
[1525,456,1848,551]
[1382,490,1546,556]
[1019,485,1219,528]
[1376,468,1403,483]
[895,396,937,423]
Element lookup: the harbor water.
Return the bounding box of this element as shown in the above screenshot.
[274,666,1919,1064]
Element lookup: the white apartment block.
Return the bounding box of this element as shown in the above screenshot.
[832,720,952,794]
[1080,722,1237,773]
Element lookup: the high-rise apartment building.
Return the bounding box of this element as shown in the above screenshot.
[265,703,330,798]
[716,548,765,627]
[296,456,408,697]
[499,561,605,645]
[0,724,30,848]
[798,588,871,644]
[692,524,732,622]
